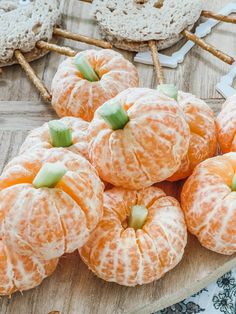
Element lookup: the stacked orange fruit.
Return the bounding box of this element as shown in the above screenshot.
[1,47,235,295]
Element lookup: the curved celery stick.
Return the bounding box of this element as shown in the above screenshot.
[33,162,67,189]
[157,84,178,100]
[98,101,129,130]
[231,174,236,191]
[128,205,148,230]
[75,55,99,82]
[48,120,73,148]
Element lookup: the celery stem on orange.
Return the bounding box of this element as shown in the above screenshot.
[231,173,236,191]
[128,205,148,230]
[33,162,67,189]
[157,84,178,100]
[75,55,99,82]
[98,101,129,130]
[49,120,73,147]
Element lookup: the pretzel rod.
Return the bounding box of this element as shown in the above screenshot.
[148,40,165,85]
[201,10,236,24]
[36,41,76,57]
[53,28,112,49]
[181,29,235,65]
[80,0,93,3]
[14,50,51,102]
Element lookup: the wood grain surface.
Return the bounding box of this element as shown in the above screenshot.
[0,0,236,313]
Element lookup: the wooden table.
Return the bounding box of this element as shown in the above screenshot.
[0,1,236,313]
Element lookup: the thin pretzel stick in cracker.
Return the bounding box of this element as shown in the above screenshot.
[53,28,112,49]
[182,29,235,65]
[15,50,51,102]
[148,40,165,85]
[201,11,236,24]
[36,41,76,57]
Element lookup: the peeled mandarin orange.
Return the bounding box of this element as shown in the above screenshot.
[181,153,236,255]
[0,241,58,295]
[216,94,236,153]
[168,91,217,181]
[80,186,187,286]
[20,117,89,159]
[0,148,104,261]
[88,87,190,190]
[51,49,139,121]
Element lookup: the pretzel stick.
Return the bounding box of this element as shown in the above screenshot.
[154,0,164,8]
[181,29,235,65]
[80,0,93,3]
[53,28,112,49]
[148,40,165,85]
[201,10,236,24]
[36,41,76,57]
[14,50,51,102]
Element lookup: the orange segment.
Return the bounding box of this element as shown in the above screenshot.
[0,241,58,296]
[216,94,236,153]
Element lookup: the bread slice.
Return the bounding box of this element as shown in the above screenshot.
[0,0,61,64]
[93,0,202,51]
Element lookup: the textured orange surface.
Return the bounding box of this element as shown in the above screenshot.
[80,186,187,286]
[20,117,89,159]
[216,94,236,153]
[51,49,139,121]
[0,148,103,294]
[88,88,190,189]
[169,91,217,181]
[181,153,236,255]
[0,242,58,296]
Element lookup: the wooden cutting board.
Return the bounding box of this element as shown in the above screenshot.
[0,1,236,313]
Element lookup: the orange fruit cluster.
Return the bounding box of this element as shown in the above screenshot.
[1,48,235,294]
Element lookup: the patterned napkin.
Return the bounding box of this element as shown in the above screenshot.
[156,268,236,314]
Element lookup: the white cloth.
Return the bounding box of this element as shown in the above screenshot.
[156,268,236,314]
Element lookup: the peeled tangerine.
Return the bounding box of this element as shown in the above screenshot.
[80,186,187,286]
[88,88,190,190]
[181,153,236,255]
[51,49,139,121]
[216,94,236,153]
[0,247,58,296]
[168,91,217,181]
[20,117,89,159]
[0,148,103,294]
